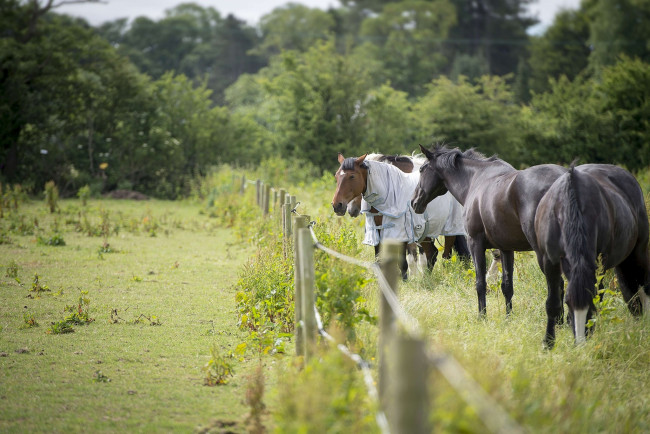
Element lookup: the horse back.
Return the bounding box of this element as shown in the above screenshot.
[511,164,568,249]
[577,164,649,265]
[538,165,647,269]
[465,164,565,251]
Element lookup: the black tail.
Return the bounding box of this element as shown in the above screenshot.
[561,166,597,311]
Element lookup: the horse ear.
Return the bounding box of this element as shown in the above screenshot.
[338,153,345,164]
[357,154,368,169]
[419,144,434,160]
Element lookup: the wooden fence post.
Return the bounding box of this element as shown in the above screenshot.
[240,174,246,195]
[378,240,402,408]
[255,179,261,206]
[273,189,278,212]
[284,195,293,238]
[389,334,430,434]
[297,227,317,361]
[263,184,270,217]
[293,215,310,357]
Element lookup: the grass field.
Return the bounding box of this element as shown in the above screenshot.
[0,198,260,433]
[2,175,650,433]
[273,176,650,433]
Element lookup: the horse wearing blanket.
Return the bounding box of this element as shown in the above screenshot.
[346,154,469,275]
[332,154,466,279]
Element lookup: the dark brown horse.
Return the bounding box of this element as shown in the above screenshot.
[332,153,467,279]
[535,164,650,345]
[411,145,567,319]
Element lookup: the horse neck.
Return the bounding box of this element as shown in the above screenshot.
[365,161,406,199]
[442,159,513,205]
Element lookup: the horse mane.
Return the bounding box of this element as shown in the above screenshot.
[341,157,358,171]
[376,154,412,165]
[430,144,509,169]
[345,153,416,170]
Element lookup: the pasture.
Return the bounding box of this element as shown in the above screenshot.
[265,167,650,433]
[0,198,258,432]
[1,166,650,433]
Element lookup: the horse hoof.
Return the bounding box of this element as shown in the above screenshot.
[543,336,556,350]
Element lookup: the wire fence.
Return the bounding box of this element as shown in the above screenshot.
[244,175,524,434]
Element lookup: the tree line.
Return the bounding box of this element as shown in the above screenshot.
[1,0,649,198]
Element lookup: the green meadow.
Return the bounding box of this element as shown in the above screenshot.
[0,198,259,433]
[2,171,650,433]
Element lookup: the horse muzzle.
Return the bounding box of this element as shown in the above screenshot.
[332,202,347,216]
[411,198,426,214]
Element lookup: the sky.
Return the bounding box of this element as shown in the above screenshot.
[56,0,581,34]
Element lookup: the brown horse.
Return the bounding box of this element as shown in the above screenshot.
[332,153,467,279]
[411,145,568,320]
[535,164,650,346]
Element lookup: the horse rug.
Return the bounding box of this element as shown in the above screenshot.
[361,160,465,246]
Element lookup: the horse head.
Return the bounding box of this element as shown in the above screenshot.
[411,144,448,214]
[332,153,368,216]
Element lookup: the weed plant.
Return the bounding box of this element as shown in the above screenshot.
[36,233,66,246]
[273,340,380,433]
[203,344,235,386]
[44,180,59,213]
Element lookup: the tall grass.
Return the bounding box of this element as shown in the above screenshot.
[227,162,650,433]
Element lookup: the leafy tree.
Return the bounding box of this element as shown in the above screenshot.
[595,57,650,169]
[98,3,263,104]
[412,75,523,164]
[359,0,456,95]
[522,57,650,170]
[0,1,147,193]
[255,3,336,59]
[360,84,415,154]
[259,41,373,169]
[519,75,608,166]
[586,0,650,70]
[446,0,537,77]
[527,8,591,95]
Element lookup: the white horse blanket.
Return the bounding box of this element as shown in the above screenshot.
[361,160,465,246]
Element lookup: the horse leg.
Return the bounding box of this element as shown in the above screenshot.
[399,242,409,281]
[419,238,438,271]
[468,236,487,317]
[499,250,514,316]
[614,244,650,316]
[417,244,428,271]
[442,236,455,259]
[405,243,420,275]
[453,235,471,261]
[540,256,563,349]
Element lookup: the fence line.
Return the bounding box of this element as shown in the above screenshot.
[243,176,523,434]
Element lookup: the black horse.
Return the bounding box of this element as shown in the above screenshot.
[535,164,650,345]
[411,144,567,319]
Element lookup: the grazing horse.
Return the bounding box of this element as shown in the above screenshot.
[411,144,567,318]
[535,164,650,346]
[345,154,470,273]
[332,154,466,279]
